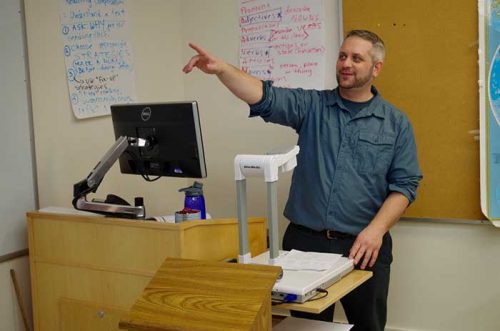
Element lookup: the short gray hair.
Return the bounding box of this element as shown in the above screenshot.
[345,30,385,62]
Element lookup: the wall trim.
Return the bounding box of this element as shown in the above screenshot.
[400,216,491,226]
[0,249,29,263]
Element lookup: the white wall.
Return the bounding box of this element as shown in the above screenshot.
[0,0,37,257]
[386,220,500,331]
[0,0,36,329]
[18,1,500,331]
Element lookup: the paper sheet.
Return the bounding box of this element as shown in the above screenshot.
[59,0,137,119]
[274,249,343,271]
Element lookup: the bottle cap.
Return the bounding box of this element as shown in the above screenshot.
[179,181,204,196]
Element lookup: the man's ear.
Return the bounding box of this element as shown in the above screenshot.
[372,61,384,78]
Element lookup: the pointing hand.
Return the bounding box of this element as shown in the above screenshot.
[183,43,224,75]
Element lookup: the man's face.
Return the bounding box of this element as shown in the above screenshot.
[336,36,382,90]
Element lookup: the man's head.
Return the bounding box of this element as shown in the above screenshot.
[336,30,385,95]
[345,30,385,62]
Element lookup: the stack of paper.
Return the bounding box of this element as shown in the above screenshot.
[274,250,343,271]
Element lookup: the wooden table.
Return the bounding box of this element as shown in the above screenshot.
[119,258,282,331]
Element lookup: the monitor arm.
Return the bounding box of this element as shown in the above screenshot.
[72,135,148,219]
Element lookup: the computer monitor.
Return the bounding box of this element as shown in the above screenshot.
[110,101,207,179]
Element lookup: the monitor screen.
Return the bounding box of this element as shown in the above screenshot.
[110,102,207,179]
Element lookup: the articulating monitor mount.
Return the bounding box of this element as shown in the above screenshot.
[72,136,147,219]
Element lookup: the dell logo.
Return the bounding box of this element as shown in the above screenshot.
[141,107,152,121]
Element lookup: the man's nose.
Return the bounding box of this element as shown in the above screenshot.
[342,58,352,68]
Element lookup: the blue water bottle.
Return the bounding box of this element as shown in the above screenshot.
[179,181,206,219]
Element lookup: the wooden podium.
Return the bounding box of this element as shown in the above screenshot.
[118,261,372,331]
[119,258,282,331]
[27,212,267,331]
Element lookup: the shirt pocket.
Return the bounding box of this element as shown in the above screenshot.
[354,132,396,174]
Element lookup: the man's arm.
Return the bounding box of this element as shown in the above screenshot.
[349,192,409,269]
[183,43,263,104]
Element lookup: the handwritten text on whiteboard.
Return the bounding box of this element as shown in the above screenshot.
[239,0,325,89]
[59,0,136,119]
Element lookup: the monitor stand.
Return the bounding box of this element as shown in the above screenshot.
[72,135,146,219]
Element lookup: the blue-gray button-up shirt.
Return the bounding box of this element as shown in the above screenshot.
[249,81,422,235]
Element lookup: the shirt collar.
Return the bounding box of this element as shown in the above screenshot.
[326,86,385,118]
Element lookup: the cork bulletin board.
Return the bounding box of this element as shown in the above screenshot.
[343,1,482,220]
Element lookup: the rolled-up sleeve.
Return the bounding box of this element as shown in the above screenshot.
[249,80,274,117]
[387,117,423,203]
[248,80,316,132]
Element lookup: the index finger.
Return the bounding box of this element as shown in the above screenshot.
[189,43,208,56]
[349,241,361,260]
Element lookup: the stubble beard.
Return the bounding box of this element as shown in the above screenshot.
[336,72,373,89]
[336,65,374,89]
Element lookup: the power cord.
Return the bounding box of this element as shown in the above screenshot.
[125,150,161,182]
[307,288,329,301]
[271,288,329,306]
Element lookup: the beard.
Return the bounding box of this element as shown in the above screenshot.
[336,66,374,89]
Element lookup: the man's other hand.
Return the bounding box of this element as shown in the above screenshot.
[349,226,384,269]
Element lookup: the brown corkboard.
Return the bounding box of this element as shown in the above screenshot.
[343,0,482,220]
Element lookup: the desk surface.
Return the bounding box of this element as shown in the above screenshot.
[276,270,372,314]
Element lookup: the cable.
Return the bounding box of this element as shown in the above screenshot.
[271,288,329,306]
[125,150,161,182]
[307,288,329,302]
[272,300,287,305]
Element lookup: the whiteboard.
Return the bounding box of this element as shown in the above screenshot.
[479,0,500,227]
[0,0,37,256]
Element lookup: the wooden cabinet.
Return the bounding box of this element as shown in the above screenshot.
[27,212,267,331]
[59,298,128,331]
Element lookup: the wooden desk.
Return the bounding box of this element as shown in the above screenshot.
[27,212,267,331]
[276,270,372,314]
[119,258,282,331]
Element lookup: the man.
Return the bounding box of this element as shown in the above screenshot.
[183,30,422,331]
